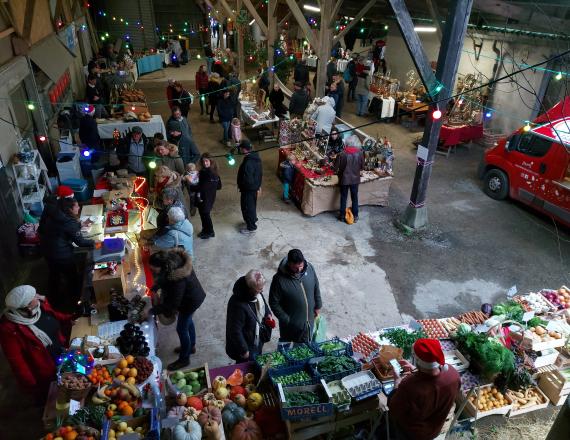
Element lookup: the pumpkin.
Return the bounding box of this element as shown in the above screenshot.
[246,392,263,411]
[212,376,227,391]
[243,373,255,385]
[234,393,246,408]
[227,369,244,386]
[186,396,203,411]
[244,384,256,396]
[212,399,225,410]
[202,392,216,407]
[183,407,200,421]
[203,420,221,440]
[230,386,246,399]
[221,402,246,430]
[168,405,187,420]
[173,420,202,440]
[232,419,262,440]
[177,393,188,406]
[214,386,229,400]
[197,406,222,427]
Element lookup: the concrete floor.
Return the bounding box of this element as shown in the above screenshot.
[1,60,569,439]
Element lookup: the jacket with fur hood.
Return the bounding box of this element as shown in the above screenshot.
[154,143,185,176]
[269,257,322,342]
[150,249,206,317]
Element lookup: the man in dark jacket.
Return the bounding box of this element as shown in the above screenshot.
[166,106,201,164]
[78,105,101,150]
[335,137,364,223]
[226,270,272,362]
[85,74,108,118]
[148,248,206,370]
[289,82,310,119]
[294,60,309,86]
[269,249,322,344]
[237,140,263,234]
[116,126,149,176]
[217,90,234,145]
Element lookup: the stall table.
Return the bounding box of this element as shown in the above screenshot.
[279,148,392,216]
[136,54,164,76]
[97,115,167,138]
[438,123,484,156]
[396,101,429,124]
[241,104,280,128]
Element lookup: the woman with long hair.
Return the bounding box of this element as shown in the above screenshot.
[148,249,206,370]
[197,153,222,239]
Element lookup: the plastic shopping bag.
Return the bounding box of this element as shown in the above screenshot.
[312,315,327,343]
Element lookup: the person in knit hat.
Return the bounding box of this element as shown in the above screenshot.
[0,285,72,398]
[335,135,364,224]
[56,185,75,199]
[378,338,460,440]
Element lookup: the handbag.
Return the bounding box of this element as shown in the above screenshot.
[245,295,273,344]
[152,288,177,326]
[297,282,312,343]
[345,207,355,225]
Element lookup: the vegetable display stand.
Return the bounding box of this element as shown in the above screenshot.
[165,363,211,396]
[538,369,570,406]
[277,380,333,421]
[309,356,361,382]
[462,385,513,420]
[506,386,549,417]
[281,344,318,365]
[444,350,470,373]
[285,395,380,440]
[312,337,353,357]
[101,408,160,440]
[269,364,318,388]
[255,351,288,370]
[341,370,382,401]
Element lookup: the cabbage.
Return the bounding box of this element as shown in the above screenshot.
[481,303,493,315]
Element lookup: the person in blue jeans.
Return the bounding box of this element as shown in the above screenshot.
[147,248,206,370]
[354,72,370,117]
[217,90,234,146]
[279,154,295,203]
[335,136,364,223]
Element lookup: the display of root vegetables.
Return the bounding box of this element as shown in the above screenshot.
[457,311,487,325]
[468,387,510,411]
[439,317,461,334]
[523,292,553,314]
[542,287,570,309]
[60,372,90,390]
[507,387,546,410]
[351,332,380,357]
[417,319,449,339]
[527,326,562,342]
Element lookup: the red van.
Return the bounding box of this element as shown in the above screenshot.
[479,99,570,228]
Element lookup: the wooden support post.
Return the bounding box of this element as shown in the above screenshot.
[23,0,37,41]
[394,0,473,229]
[388,0,438,95]
[242,0,268,36]
[267,0,277,71]
[278,11,292,28]
[315,0,334,97]
[237,0,245,78]
[219,0,236,20]
[333,0,376,42]
[329,0,344,27]
[285,0,319,50]
[425,0,443,41]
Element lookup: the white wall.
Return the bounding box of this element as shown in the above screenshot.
[384,28,556,135]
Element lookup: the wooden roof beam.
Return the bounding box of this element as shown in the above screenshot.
[219,0,236,20]
[242,0,268,35]
[333,0,376,42]
[285,0,319,50]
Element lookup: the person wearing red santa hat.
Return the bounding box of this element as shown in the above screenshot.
[78,104,101,150]
[377,338,460,440]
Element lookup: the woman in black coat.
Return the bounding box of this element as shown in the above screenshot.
[269,84,287,118]
[226,270,273,362]
[197,153,222,239]
[38,196,94,309]
[148,248,206,370]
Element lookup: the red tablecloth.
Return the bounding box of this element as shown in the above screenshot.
[278,148,335,203]
[439,124,483,147]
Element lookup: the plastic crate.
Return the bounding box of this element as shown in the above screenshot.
[269,364,318,388]
[61,178,91,201]
[312,337,353,357]
[281,343,318,365]
[309,355,361,382]
[255,350,289,371]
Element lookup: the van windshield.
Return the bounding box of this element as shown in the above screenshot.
[515,133,553,157]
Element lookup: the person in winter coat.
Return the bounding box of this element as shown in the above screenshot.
[195,66,209,115]
[326,58,337,86]
[166,78,177,110]
[154,140,185,176]
[294,59,310,86]
[217,90,234,145]
[269,249,322,344]
[78,105,101,150]
[226,270,273,362]
[269,83,287,118]
[335,135,364,223]
[207,72,224,123]
[0,285,72,399]
[279,154,295,202]
[311,96,336,135]
[166,106,201,164]
[289,82,310,119]
[332,73,345,117]
[153,207,194,256]
[171,81,192,117]
[197,153,222,239]
[327,126,345,160]
[117,126,150,176]
[355,71,371,117]
[156,187,188,232]
[237,140,263,234]
[153,166,186,216]
[257,68,270,101]
[345,56,358,102]
[38,196,94,309]
[148,249,206,370]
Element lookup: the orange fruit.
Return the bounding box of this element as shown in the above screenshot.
[121,368,130,376]
[126,377,136,385]
[128,368,137,378]
[113,367,121,376]
[118,359,128,369]
[44,434,54,440]
[64,431,78,440]
[117,375,126,382]
[118,401,128,409]
[120,405,134,416]
[125,355,135,364]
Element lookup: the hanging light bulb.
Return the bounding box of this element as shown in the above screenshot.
[197,54,201,59]
[485,111,492,119]
[252,78,257,84]
[82,149,91,158]
[27,103,35,110]
[148,160,157,169]
[225,153,236,166]
[523,121,531,132]
[38,135,47,142]
[555,72,563,80]
[432,108,442,120]
[200,95,205,102]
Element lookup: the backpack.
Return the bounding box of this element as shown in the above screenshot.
[343,69,353,83]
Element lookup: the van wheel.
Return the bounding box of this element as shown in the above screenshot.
[483,169,509,200]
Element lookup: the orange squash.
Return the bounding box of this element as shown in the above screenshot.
[231,419,262,440]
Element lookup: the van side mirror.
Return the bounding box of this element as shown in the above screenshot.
[506,134,521,152]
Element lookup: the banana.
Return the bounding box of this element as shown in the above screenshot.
[97,385,109,399]
[121,382,141,398]
[92,395,110,404]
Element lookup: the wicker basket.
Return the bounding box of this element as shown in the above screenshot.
[58,372,92,401]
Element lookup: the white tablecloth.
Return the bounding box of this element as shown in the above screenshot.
[241,106,279,128]
[336,59,348,72]
[97,115,167,139]
[305,56,318,68]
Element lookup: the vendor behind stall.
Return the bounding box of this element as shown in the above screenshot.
[0,285,71,399]
[311,96,336,135]
[117,126,150,177]
[379,339,460,440]
[327,126,345,159]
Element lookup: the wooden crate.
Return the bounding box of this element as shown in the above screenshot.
[555,349,570,369]
[522,332,565,351]
[506,387,550,417]
[444,350,470,373]
[462,385,513,420]
[538,369,570,406]
[92,263,127,306]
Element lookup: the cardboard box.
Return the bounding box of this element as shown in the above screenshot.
[92,264,127,306]
[278,380,333,421]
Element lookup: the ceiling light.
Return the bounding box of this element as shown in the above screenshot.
[414,26,437,33]
[303,4,320,12]
[249,19,255,25]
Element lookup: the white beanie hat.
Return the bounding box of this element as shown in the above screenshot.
[5,285,36,310]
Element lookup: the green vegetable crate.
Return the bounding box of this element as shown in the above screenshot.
[309,355,361,382]
[165,363,211,396]
[255,350,289,371]
[269,364,318,388]
[281,343,318,365]
[277,379,334,421]
[312,337,353,357]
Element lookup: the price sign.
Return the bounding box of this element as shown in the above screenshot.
[409,319,422,331]
[507,285,518,297]
[522,311,535,322]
